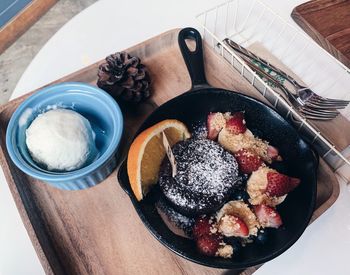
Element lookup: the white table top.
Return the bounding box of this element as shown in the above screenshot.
[2,0,350,274]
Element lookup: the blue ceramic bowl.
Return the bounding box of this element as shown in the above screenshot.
[6,82,123,190]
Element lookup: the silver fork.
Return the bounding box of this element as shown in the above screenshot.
[241,57,339,120]
[218,39,341,120]
[223,38,350,110]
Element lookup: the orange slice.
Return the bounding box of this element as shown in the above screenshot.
[127,119,191,201]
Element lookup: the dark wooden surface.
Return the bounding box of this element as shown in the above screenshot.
[0,0,57,54]
[0,29,340,275]
[292,0,350,68]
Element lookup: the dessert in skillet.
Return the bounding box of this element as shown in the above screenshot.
[127,112,300,259]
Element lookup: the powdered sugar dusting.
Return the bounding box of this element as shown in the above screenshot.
[192,122,207,139]
[159,138,239,215]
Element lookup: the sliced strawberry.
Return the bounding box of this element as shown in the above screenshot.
[266,172,301,197]
[218,214,249,237]
[234,149,263,174]
[207,112,225,140]
[193,216,215,240]
[226,112,247,135]
[196,234,221,256]
[267,145,282,161]
[253,204,282,228]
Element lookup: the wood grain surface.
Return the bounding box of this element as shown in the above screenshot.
[292,0,350,68]
[0,29,340,275]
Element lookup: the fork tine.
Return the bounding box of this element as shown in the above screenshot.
[301,112,337,120]
[310,104,347,110]
[303,107,340,115]
[304,101,346,110]
[301,106,339,115]
[313,101,349,108]
[300,108,339,118]
[304,102,346,110]
[306,98,348,109]
[307,102,348,110]
[303,114,336,121]
[313,94,350,103]
[319,98,350,104]
[301,111,337,120]
[311,95,350,104]
[309,96,349,105]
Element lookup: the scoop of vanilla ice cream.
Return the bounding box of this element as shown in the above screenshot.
[26,109,97,171]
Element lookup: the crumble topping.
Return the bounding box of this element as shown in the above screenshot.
[218,128,274,163]
[216,244,234,258]
[210,112,226,132]
[247,167,286,206]
[218,215,243,237]
[217,201,259,237]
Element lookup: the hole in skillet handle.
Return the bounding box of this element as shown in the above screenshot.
[184,39,197,52]
[178,28,209,89]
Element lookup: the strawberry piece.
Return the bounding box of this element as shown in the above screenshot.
[219,214,249,237]
[266,172,301,197]
[207,112,225,140]
[253,204,283,228]
[267,145,282,161]
[226,112,247,135]
[196,234,221,256]
[234,149,263,174]
[193,216,214,240]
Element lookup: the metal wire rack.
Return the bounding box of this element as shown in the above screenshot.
[196,0,350,170]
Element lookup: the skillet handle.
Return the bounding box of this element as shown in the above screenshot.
[178,28,209,89]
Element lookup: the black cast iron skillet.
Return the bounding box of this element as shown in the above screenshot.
[117,28,317,269]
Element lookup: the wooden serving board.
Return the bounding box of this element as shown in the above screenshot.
[0,29,340,275]
[292,0,350,68]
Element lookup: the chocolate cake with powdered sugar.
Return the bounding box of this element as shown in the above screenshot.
[159,138,239,216]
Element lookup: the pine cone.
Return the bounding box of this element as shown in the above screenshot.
[97,52,151,103]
